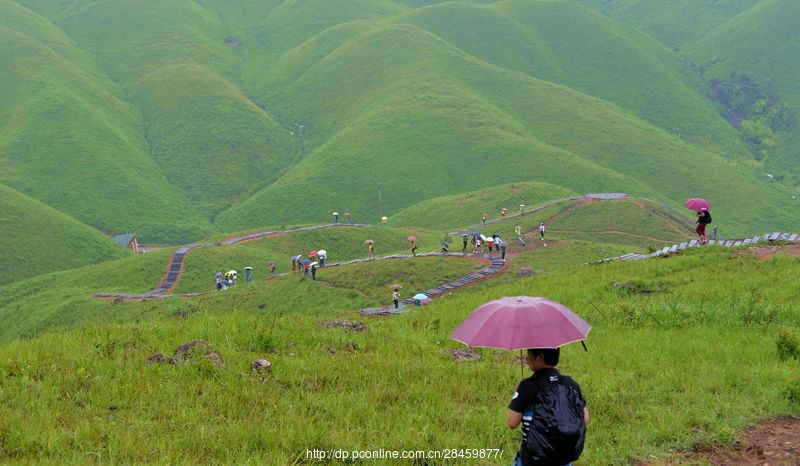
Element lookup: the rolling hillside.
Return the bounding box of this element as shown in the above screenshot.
[0,183,130,284]
[1,0,798,250]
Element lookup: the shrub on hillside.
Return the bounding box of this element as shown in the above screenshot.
[776,327,800,361]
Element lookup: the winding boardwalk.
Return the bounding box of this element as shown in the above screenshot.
[94,192,707,307]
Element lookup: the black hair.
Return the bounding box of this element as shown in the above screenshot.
[527,348,560,366]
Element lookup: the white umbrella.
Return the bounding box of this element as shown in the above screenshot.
[317,249,327,258]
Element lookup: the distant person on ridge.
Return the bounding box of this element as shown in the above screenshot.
[369,242,375,257]
[462,235,468,252]
[696,210,712,244]
[539,223,546,241]
[482,213,488,225]
[333,212,339,225]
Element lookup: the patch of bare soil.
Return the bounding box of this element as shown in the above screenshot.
[640,417,800,465]
[741,242,800,260]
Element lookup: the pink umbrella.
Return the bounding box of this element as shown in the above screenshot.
[309,250,318,256]
[407,236,417,242]
[451,296,590,376]
[451,296,590,350]
[390,284,403,289]
[684,198,711,212]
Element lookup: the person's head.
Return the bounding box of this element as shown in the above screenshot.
[526,348,560,370]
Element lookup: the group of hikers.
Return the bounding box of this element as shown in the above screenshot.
[291,250,327,280]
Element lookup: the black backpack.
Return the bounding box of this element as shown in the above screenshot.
[524,374,586,465]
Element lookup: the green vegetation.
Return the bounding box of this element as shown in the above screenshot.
[0,183,129,285]
[2,0,799,249]
[0,232,798,463]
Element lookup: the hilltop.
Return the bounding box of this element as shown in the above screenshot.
[0,183,129,285]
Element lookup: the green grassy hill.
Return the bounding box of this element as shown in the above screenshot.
[0,226,798,463]
[390,182,577,230]
[686,0,800,176]
[2,0,799,248]
[569,0,759,49]
[0,183,131,285]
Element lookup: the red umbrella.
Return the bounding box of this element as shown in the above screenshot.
[407,236,417,242]
[390,284,403,289]
[451,296,590,350]
[309,250,318,256]
[684,198,711,211]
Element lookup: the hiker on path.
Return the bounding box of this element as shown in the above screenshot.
[482,213,488,225]
[369,243,375,257]
[502,208,507,219]
[519,204,525,215]
[381,216,388,225]
[500,241,507,261]
[475,237,482,253]
[344,212,351,224]
[303,262,310,279]
[493,235,501,252]
[296,256,304,274]
[310,263,317,280]
[539,223,546,241]
[509,348,589,466]
[216,276,223,291]
[291,257,297,273]
[244,266,253,283]
[392,290,400,309]
[333,212,339,225]
[696,210,711,244]
[462,235,468,252]
[515,225,526,246]
[410,240,417,255]
[486,236,494,253]
[269,262,276,274]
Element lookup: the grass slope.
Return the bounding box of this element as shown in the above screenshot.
[0,2,210,242]
[390,181,577,230]
[400,0,748,157]
[217,23,800,235]
[569,0,759,48]
[0,242,798,463]
[687,0,800,175]
[0,183,130,285]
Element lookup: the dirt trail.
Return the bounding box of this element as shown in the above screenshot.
[638,417,800,465]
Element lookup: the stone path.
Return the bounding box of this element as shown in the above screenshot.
[95,192,700,307]
[597,232,797,264]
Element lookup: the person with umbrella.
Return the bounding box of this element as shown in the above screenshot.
[450,296,590,466]
[244,266,253,283]
[381,216,388,225]
[290,255,300,273]
[365,239,375,257]
[462,235,468,252]
[441,241,450,252]
[413,293,429,307]
[310,261,318,280]
[501,208,507,219]
[408,236,417,255]
[333,212,339,225]
[215,272,223,290]
[301,260,310,279]
[685,198,712,245]
[317,250,327,267]
[486,235,494,253]
[267,261,276,274]
[344,212,351,224]
[482,212,488,224]
[392,289,400,309]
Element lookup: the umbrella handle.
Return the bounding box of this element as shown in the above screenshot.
[581,341,588,352]
[520,349,524,379]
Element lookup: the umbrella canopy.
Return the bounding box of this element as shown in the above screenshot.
[344,212,350,216]
[290,255,301,261]
[227,270,238,275]
[480,234,488,241]
[309,261,319,267]
[390,284,403,289]
[244,266,253,271]
[420,297,432,304]
[317,249,327,258]
[214,272,222,277]
[364,239,374,244]
[267,261,274,266]
[501,208,507,211]
[450,296,590,350]
[309,250,318,256]
[413,293,428,301]
[469,232,482,237]
[332,212,339,215]
[381,216,388,221]
[407,236,417,242]
[301,260,311,265]
[684,198,711,211]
